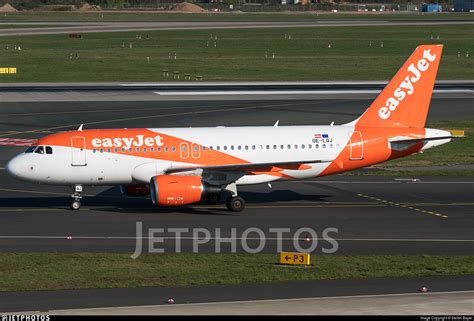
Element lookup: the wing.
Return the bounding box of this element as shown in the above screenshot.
[165,159,332,175]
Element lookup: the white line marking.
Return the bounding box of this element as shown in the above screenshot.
[154,89,472,96]
[47,290,474,313]
[0,236,472,242]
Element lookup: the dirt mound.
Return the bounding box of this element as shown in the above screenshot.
[172,2,205,13]
[0,3,18,12]
[79,2,102,11]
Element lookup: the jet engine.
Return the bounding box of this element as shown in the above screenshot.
[150,175,220,206]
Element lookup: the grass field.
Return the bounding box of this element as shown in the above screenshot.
[0,24,473,82]
[0,11,473,22]
[0,253,473,291]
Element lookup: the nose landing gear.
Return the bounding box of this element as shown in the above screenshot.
[70,184,82,210]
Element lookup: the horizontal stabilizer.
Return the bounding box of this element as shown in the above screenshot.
[389,136,453,144]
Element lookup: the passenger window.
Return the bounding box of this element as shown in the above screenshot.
[308,144,312,149]
[266,145,270,150]
[35,146,44,154]
[217,146,220,151]
[252,145,256,150]
[46,146,53,154]
[273,145,277,150]
[315,144,319,149]
[25,146,36,153]
[114,148,118,153]
[245,146,249,150]
[323,144,326,149]
[238,146,242,150]
[93,149,97,153]
[157,147,161,152]
[202,146,206,151]
[143,148,147,153]
[294,145,298,149]
[107,148,111,153]
[280,145,284,149]
[231,146,234,150]
[224,146,227,151]
[136,148,140,153]
[150,148,154,152]
[301,144,305,149]
[287,144,291,149]
[165,147,169,152]
[100,148,104,153]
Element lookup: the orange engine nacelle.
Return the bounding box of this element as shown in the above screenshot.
[120,184,150,196]
[150,175,204,206]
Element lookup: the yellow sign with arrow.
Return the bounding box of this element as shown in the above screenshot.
[279,252,311,266]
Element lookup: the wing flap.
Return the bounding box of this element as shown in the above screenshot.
[165,159,331,175]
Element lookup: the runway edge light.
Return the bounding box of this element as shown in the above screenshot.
[279,252,311,266]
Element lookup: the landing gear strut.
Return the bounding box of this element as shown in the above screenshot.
[70,184,82,210]
[224,183,245,212]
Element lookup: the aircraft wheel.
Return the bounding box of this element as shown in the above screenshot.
[226,196,245,212]
[70,200,81,210]
[203,193,221,205]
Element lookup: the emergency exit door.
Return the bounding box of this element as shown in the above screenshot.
[71,137,87,166]
[349,131,364,160]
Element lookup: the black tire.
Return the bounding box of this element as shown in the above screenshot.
[203,193,221,205]
[70,200,81,210]
[226,196,245,212]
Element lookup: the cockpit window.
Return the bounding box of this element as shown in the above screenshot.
[25,146,37,153]
[45,146,53,154]
[34,146,45,154]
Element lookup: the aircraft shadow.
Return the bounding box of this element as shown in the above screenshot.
[0,187,332,215]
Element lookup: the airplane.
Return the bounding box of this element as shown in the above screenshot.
[6,44,454,212]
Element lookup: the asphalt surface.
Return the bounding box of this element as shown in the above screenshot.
[1,275,473,313]
[0,96,472,255]
[1,20,473,36]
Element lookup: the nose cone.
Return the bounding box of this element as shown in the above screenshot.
[6,155,29,181]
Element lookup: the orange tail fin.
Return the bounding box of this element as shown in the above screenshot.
[356,45,443,128]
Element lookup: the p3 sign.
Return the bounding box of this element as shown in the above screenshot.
[279,252,311,266]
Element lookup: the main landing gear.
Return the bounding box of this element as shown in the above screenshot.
[203,193,221,205]
[224,183,245,212]
[70,184,82,210]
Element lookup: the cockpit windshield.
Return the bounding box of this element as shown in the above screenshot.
[25,146,53,154]
[35,146,45,154]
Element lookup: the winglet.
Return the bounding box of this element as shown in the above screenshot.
[78,124,83,131]
[274,120,279,127]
